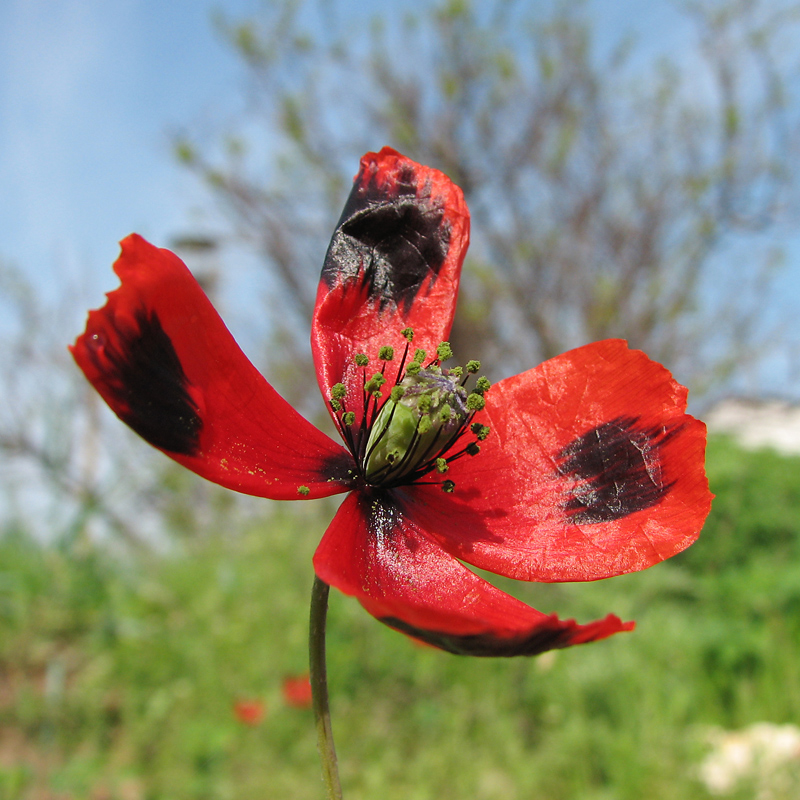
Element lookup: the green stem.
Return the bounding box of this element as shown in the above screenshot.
[309,576,343,800]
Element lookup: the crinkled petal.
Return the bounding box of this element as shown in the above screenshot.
[311,147,470,428]
[71,234,354,500]
[313,489,633,657]
[408,339,712,581]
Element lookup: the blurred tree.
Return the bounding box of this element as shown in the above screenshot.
[0,260,244,547]
[175,0,799,405]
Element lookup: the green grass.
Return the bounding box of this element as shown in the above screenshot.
[1,436,799,799]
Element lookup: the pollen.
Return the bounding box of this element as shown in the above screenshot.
[467,393,486,411]
[436,342,453,362]
[474,376,491,395]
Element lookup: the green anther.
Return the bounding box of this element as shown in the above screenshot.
[449,366,463,379]
[365,372,387,394]
[467,393,486,411]
[379,346,394,361]
[471,422,490,440]
[297,485,310,496]
[390,385,406,402]
[330,398,342,412]
[417,395,432,414]
[354,353,369,367]
[466,442,481,456]
[413,348,426,363]
[401,327,414,341]
[465,360,481,374]
[436,341,453,361]
[418,415,433,435]
[343,412,355,426]
[435,458,449,474]
[442,480,456,493]
[439,403,453,422]
[474,376,491,395]
[331,383,347,399]
[406,361,421,375]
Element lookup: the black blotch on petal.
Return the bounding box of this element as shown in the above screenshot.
[557,416,678,524]
[381,617,575,657]
[321,162,451,313]
[321,450,359,486]
[95,308,202,455]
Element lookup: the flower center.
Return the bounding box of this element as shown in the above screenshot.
[327,331,491,491]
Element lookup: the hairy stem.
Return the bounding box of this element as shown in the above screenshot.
[309,576,343,799]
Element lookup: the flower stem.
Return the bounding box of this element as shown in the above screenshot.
[309,576,343,800]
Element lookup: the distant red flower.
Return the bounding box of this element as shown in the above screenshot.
[71,147,712,658]
[233,699,265,726]
[282,674,313,709]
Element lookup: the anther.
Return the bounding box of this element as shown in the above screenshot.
[471,423,490,440]
[467,393,486,411]
[436,342,453,362]
[365,372,387,396]
[474,376,491,395]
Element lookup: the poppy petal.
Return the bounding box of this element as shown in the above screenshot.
[71,234,354,500]
[313,489,633,657]
[311,147,470,428]
[407,339,712,582]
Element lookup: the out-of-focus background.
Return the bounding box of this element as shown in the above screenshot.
[2,1,800,798]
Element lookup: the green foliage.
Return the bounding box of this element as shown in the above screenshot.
[1,437,799,798]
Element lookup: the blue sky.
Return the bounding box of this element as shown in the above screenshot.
[0,0,256,298]
[0,0,797,398]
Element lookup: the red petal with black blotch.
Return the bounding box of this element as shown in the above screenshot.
[311,147,470,427]
[313,489,633,657]
[407,339,712,582]
[70,234,354,500]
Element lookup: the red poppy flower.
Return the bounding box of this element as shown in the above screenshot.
[71,147,711,658]
[282,674,313,709]
[233,699,266,726]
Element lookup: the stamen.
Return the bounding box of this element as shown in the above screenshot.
[297,485,310,496]
[465,360,481,374]
[471,422,490,440]
[442,480,456,493]
[379,346,394,361]
[467,393,486,411]
[354,353,369,367]
[474,376,491,395]
[365,372,387,396]
[436,342,453,362]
